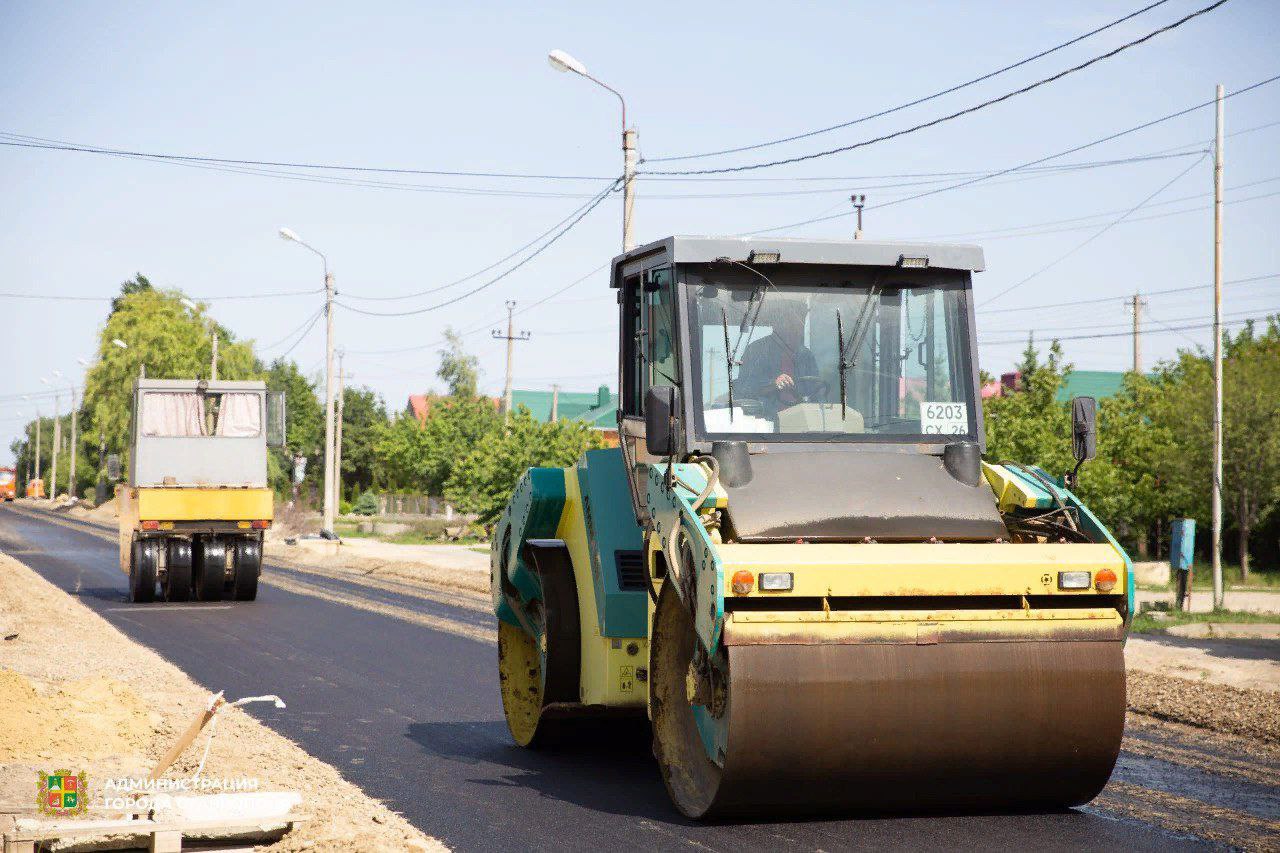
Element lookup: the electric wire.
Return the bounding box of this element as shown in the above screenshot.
[257,304,327,353]
[977,153,1208,307]
[273,307,327,359]
[742,73,1280,235]
[646,0,1173,163]
[340,189,618,302]
[977,313,1272,345]
[975,273,1279,315]
[336,179,619,318]
[643,1,1231,176]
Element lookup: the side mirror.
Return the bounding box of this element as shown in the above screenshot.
[106,454,122,482]
[1071,396,1097,463]
[645,386,677,457]
[266,391,287,448]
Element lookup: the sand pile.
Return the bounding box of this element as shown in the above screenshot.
[0,669,159,762]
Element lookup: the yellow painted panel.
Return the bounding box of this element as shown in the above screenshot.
[555,467,647,708]
[717,542,1124,598]
[981,461,1041,512]
[136,488,273,522]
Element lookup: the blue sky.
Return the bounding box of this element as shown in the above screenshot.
[2,0,1278,461]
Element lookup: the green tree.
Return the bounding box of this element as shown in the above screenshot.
[81,286,259,471]
[265,358,324,497]
[374,396,499,494]
[437,327,480,398]
[444,407,606,524]
[110,273,153,314]
[339,386,387,496]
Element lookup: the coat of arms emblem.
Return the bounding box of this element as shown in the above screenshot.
[38,770,87,816]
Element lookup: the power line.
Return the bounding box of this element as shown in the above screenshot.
[977,313,1272,345]
[0,287,322,303]
[258,304,327,353]
[0,132,614,181]
[341,189,619,302]
[976,153,1208,307]
[743,72,1280,235]
[643,1,1231,176]
[924,174,1280,241]
[646,0,1174,163]
[337,180,619,318]
[982,306,1265,336]
[976,273,1279,315]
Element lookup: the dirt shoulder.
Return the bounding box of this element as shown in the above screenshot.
[0,552,445,852]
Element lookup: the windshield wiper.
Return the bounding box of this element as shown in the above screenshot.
[835,283,881,420]
[722,308,735,421]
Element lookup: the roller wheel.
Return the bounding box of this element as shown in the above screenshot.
[129,538,158,603]
[650,582,724,819]
[231,537,261,601]
[193,536,227,601]
[163,538,192,602]
[498,543,582,748]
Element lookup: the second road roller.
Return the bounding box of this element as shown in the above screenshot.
[491,236,1132,817]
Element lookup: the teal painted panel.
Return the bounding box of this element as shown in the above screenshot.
[493,466,566,624]
[576,448,647,638]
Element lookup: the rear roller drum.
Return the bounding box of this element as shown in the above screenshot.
[231,537,261,601]
[129,538,159,604]
[193,536,226,601]
[163,538,192,602]
[651,582,1127,818]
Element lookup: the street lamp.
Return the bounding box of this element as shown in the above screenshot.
[279,226,338,540]
[40,376,62,500]
[112,339,128,349]
[547,48,637,251]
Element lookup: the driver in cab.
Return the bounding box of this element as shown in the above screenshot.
[737,300,819,417]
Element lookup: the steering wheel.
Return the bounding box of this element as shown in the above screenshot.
[792,375,830,403]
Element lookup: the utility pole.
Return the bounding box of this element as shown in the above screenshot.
[69,388,78,501]
[34,411,41,490]
[211,333,219,381]
[492,300,530,420]
[322,269,337,538]
[851,194,866,239]
[1127,292,1147,373]
[49,392,60,500]
[333,351,345,513]
[623,128,638,251]
[1211,84,1226,610]
[550,384,560,422]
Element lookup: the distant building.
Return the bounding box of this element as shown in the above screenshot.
[509,385,619,445]
[984,370,1133,402]
[404,385,619,444]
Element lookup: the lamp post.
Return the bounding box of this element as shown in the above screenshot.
[41,374,61,500]
[548,48,637,251]
[280,226,338,539]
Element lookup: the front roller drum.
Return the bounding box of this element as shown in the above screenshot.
[650,586,1126,819]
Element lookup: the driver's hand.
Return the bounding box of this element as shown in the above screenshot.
[774,373,795,390]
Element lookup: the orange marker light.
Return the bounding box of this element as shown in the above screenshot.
[731,570,755,595]
[1095,568,1118,592]
[251,519,271,530]
[141,520,160,530]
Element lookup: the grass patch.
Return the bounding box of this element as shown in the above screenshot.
[1130,608,1277,635]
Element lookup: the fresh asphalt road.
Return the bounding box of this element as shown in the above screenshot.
[0,507,1218,852]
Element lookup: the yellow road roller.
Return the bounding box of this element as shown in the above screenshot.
[492,236,1131,817]
[118,378,285,603]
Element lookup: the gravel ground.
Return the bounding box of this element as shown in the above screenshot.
[0,552,445,852]
[1127,669,1280,745]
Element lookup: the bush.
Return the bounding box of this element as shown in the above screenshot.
[353,492,379,516]
[339,499,353,515]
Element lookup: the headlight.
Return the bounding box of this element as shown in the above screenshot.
[1058,571,1091,590]
[759,572,794,591]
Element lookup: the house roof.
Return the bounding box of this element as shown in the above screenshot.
[510,385,617,428]
[1055,370,1130,402]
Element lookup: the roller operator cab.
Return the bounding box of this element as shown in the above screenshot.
[117,378,285,604]
[493,237,1132,819]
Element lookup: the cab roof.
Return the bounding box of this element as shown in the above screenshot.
[611,236,984,281]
